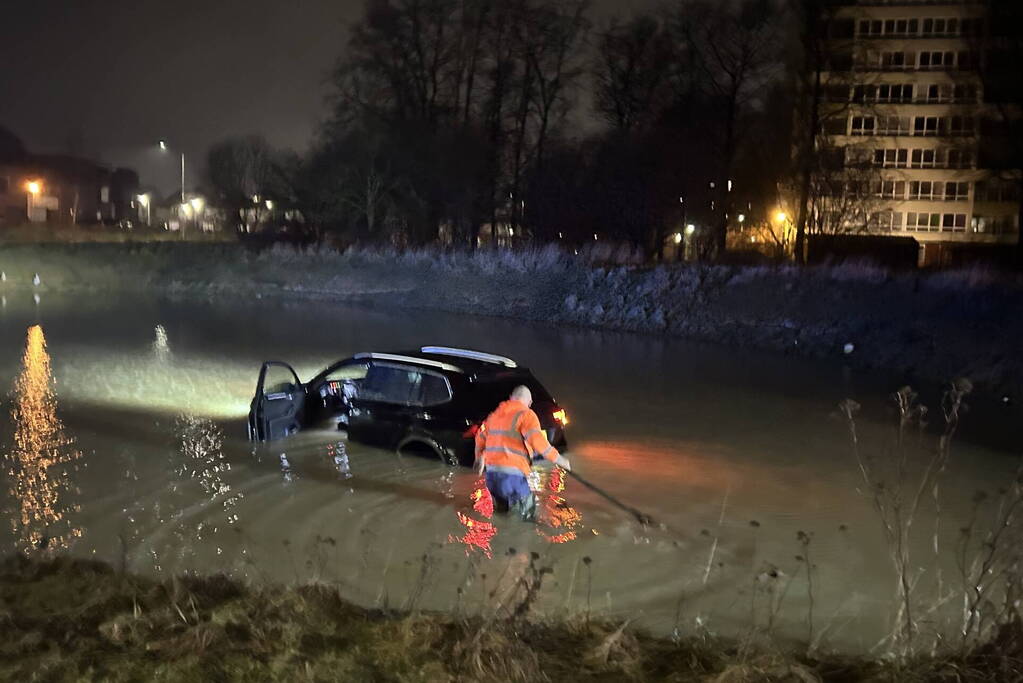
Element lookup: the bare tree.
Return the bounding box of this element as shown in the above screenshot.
[972,0,1023,263]
[593,14,675,133]
[318,0,594,246]
[343,150,401,238]
[523,0,590,169]
[682,0,780,258]
[789,0,831,263]
[206,135,281,231]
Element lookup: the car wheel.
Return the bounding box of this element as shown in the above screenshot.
[397,436,451,466]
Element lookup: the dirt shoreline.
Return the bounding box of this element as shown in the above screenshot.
[2,242,1020,396]
[3,555,1019,682]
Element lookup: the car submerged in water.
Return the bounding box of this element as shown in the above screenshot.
[248,347,569,467]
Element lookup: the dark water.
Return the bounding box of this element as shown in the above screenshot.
[0,291,1018,650]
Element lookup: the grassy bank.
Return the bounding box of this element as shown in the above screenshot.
[3,555,1021,682]
[0,242,1021,394]
[0,223,232,244]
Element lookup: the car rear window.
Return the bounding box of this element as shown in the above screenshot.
[472,374,553,409]
[421,373,452,406]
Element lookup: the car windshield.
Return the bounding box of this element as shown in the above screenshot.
[472,375,554,410]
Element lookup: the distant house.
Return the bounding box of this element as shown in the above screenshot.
[152,192,227,233]
[0,129,139,228]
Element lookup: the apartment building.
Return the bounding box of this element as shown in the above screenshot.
[821,0,1019,266]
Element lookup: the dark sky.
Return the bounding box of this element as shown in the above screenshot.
[1,0,653,194]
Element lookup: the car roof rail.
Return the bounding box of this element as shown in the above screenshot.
[354,352,464,373]
[420,346,518,368]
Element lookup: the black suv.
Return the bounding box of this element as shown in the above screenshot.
[248,347,569,466]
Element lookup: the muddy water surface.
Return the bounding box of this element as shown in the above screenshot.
[0,291,1018,651]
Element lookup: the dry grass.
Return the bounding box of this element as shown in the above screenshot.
[3,555,1023,682]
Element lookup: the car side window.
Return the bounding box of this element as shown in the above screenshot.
[317,361,370,401]
[324,362,370,382]
[360,364,422,405]
[264,365,298,395]
[421,373,452,406]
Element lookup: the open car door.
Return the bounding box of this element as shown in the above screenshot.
[248,361,305,441]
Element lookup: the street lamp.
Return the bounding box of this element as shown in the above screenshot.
[25,180,43,221]
[137,193,151,226]
[189,196,205,232]
[158,140,185,204]
[775,211,788,223]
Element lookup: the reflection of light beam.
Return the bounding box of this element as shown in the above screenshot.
[176,414,241,524]
[450,511,497,558]
[534,468,582,544]
[449,478,497,557]
[7,325,81,552]
[56,352,254,419]
[471,480,494,518]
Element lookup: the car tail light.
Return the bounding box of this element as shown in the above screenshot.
[553,409,569,426]
[463,423,483,439]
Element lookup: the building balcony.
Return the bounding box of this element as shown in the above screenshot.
[850,35,977,42]
[831,0,984,8]
[860,64,976,73]
[841,132,979,141]
[889,229,1015,243]
[844,1,984,6]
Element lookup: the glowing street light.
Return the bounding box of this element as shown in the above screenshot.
[137,193,152,226]
[24,180,44,221]
[685,224,696,235]
[265,199,274,210]
[738,214,746,223]
[189,197,204,213]
[157,140,185,204]
[673,232,683,244]
[775,211,788,223]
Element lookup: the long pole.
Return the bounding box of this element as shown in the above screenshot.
[563,469,655,526]
[180,152,187,238]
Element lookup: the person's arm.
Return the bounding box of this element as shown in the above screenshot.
[520,411,571,470]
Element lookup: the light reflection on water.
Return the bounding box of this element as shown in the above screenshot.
[450,469,584,557]
[5,325,82,553]
[175,414,241,524]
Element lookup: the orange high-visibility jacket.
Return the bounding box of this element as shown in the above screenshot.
[475,399,561,477]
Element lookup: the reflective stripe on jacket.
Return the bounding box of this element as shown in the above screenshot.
[475,399,560,477]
